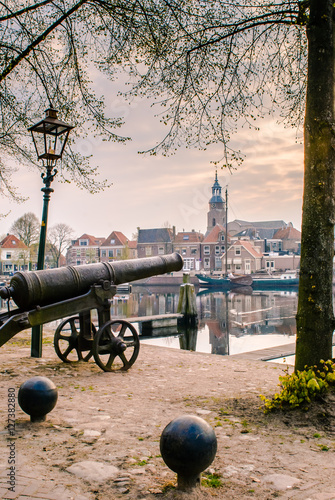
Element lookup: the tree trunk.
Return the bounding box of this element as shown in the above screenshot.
[295,0,335,371]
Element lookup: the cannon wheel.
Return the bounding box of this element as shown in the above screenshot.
[54,316,96,363]
[93,320,140,372]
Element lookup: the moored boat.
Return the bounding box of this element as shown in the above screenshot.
[228,273,253,287]
[196,271,299,289]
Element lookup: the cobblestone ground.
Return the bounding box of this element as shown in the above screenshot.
[0,330,335,500]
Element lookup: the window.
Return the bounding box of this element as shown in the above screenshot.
[183,258,194,270]
[221,245,225,253]
[235,264,242,271]
[101,250,106,257]
[11,240,16,245]
[110,239,115,244]
[215,246,220,255]
[221,234,225,242]
[204,246,210,255]
[183,235,189,240]
[79,240,88,246]
[181,248,187,256]
[108,250,113,257]
[191,248,197,255]
[235,246,241,256]
[145,247,152,256]
[116,249,121,256]
[204,258,210,268]
[158,247,164,255]
[6,253,11,259]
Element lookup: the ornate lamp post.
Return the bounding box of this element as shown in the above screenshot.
[28,107,73,357]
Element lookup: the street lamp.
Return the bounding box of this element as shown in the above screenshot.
[28,107,73,357]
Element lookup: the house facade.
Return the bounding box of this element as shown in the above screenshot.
[173,231,204,271]
[100,231,137,262]
[201,224,229,272]
[66,234,105,266]
[223,240,263,274]
[137,228,174,258]
[0,234,29,275]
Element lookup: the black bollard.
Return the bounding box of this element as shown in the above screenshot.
[18,376,58,422]
[160,415,217,491]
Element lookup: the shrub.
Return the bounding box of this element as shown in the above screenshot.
[260,360,335,413]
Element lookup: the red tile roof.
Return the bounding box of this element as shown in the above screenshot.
[203,225,228,243]
[73,234,105,246]
[101,231,129,247]
[174,231,204,243]
[229,240,263,259]
[0,234,27,249]
[273,226,301,240]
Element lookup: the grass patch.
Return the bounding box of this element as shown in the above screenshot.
[202,472,222,488]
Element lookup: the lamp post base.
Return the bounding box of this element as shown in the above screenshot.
[31,324,43,358]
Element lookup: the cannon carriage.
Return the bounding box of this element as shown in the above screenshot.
[0,253,183,372]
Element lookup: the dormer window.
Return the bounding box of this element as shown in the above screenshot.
[183,235,189,240]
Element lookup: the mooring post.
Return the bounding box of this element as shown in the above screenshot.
[177,273,198,326]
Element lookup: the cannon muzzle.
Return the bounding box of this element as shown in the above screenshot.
[0,253,183,310]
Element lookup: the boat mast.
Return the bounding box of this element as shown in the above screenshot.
[225,187,228,276]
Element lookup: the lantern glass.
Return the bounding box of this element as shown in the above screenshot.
[28,108,73,162]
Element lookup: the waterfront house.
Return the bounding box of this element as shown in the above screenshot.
[0,234,29,274]
[100,231,137,262]
[222,239,263,274]
[173,230,204,271]
[202,224,230,272]
[66,233,105,266]
[272,224,301,254]
[137,227,174,258]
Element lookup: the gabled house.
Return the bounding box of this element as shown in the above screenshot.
[173,231,204,271]
[66,233,105,266]
[137,228,174,258]
[223,240,263,274]
[100,231,137,262]
[0,234,29,274]
[272,224,301,254]
[201,224,230,271]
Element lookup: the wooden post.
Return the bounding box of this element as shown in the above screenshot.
[177,280,198,326]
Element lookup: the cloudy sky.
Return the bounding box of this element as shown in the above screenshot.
[0,86,304,242]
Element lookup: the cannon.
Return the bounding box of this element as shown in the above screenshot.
[0,253,183,372]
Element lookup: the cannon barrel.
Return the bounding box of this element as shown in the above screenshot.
[0,253,183,310]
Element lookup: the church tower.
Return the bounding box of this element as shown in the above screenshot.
[206,171,226,234]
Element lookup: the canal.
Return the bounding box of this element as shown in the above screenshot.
[111,285,299,362]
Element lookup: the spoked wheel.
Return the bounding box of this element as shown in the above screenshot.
[93,320,140,372]
[54,316,96,363]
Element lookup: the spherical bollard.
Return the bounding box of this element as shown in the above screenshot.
[18,376,58,422]
[160,415,217,491]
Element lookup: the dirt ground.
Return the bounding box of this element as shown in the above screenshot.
[1,328,335,500]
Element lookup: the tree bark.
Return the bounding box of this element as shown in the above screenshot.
[295,0,335,370]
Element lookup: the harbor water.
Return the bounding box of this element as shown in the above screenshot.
[112,285,300,362]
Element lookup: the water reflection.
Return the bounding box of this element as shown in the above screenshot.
[0,285,298,358]
[119,286,298,357]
